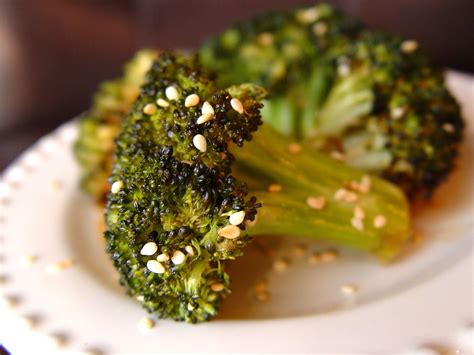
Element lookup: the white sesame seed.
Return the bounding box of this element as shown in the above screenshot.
[273,258,289,272]
[306,196,326,210]
[143,103,157,115]
[330,151,345,161]
[140,242,158,256]
[136,295,145,302]
[373,215,387,229]
[196,113,214,124]
[146,260,165,274]
[344,191,358,202]
[229,210,246,225]
[257,32,274,46]
[111,180,124,194]
[391,106,405,120]
[354,205,365,220]
[218,225,241,239]
[255,290,271,303]
[156,98,169,108]
[338,63,351,77]
[184,94,200,107]
[308,253,321,265]
[268,183,283,193]
[211,283,225,292]
[185,245,194,256]
[401,40,418,53]
[313,22,327,36]
[156,253,169,262]
[360,175,371,193]
[201,101,214,115]
[138,316,155,332]
[165,86,179,101]
[351,217,364,231]
[340,284,359,295]
[334,188,358,202]
[296,7,320,23]
[171,251,186,265]
[20,255,37,268]
[442,123,455,133]
[292,244,306,257]
[254,280,268,293]
[230,98,244,114]
[192,134,207,153]
[288,142,302,153]
[46,259,73,273]
[320,249,339,262]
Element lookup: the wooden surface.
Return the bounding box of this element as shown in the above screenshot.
[0,0,473,169]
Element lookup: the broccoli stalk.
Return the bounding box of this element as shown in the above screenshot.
[103,53,410,323]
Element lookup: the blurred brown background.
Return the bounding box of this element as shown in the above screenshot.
[0,0,473,170]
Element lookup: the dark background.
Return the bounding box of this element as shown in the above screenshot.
[0,0,473,170]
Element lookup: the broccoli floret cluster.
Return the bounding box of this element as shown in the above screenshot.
[199,3,464,199]
[105,53,262,322]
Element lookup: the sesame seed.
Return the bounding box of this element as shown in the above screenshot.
[351,217,364,231]
[268,183,282,193]
[165,86,179,101]
[184,94,200,107]
[229,210,246,225]
[156,98,169,108]
[255,290,271,303]
[46,259,73,273]
[401,40,418,53]
[143,103,157,115]
[334,188,358,202]
[146,260,165,274]
[20,254,37,267]
[192,134,207,152]
[196,113,214,124]
[273,258,289,272]
[171,250,186,265]
[360,175,371,193]
[140,242,158,256]
[292,244,306,257]
[296,7,320,23]
[218,225,241,239]
[391,106,405,120]
[313,22,327,36]
[136,295,145,302]
[373,215,387,229]
[185,245,194,256]
[230,98,244,114]
[340,284,359,295]
[442,123,455,133]
[288,142,302,153]
[338,63,351,77]
[211,283,225,292]
[330,151,345,161]
[156,253,169,262]
[354,205,365,220]
[257,32,274,46]
[320,249,339,263]
[254,280,268,293]
[138,316,155,332]
[201,101,214,115]
[306,196,326,210]
[308,253,321,265]
[111,180,124,194]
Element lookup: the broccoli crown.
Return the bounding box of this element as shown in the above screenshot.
[105,53,262,322]
[74,49,158,200]
[198,3,464,199]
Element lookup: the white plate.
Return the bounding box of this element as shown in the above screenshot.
[1,71,473,354]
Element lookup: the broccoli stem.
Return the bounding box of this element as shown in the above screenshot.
[233,125,411,261]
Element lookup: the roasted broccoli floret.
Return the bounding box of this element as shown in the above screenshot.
[198,3,464,199]
[104,52,410,322]
[74,49,158,201]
